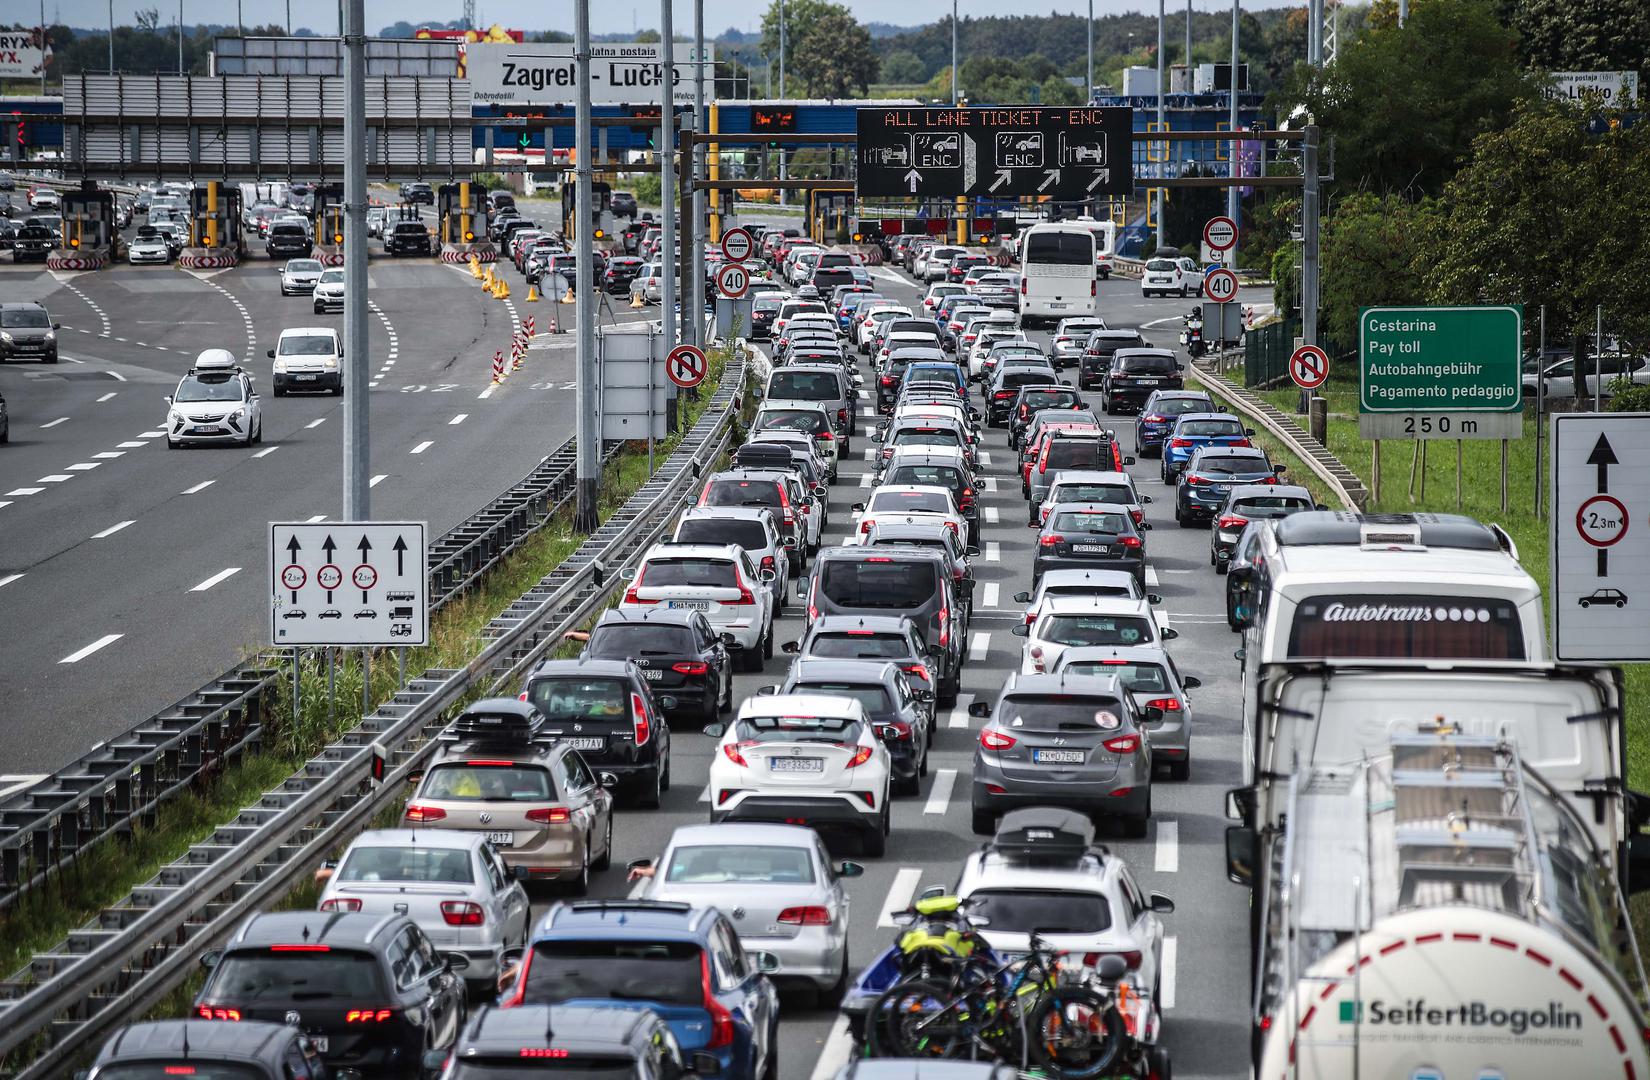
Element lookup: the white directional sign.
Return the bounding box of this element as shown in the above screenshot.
[1549,413,1650,661]
[270,521,427,647]
[466,41,712,107]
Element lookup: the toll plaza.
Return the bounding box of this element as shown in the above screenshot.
[560,177,619,253]
[311,183,346,265]
[177,181,244,269]
[50,182,115,270]
[438,181,493,263]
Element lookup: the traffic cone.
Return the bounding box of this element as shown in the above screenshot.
[562,285,575,304]
[469,258,483,279]
[630,292,645,308]
[525,283,540,302]
[482,266,495,289]
[496,278,510,299]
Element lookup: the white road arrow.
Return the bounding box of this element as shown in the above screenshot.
[904,168,923,193]
[989,169,1012,192]
[1039,168,1062,192]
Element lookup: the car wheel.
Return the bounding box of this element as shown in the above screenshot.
[919,740,929,778]
[1617,600,1626,608]
[862,810,888,857]
[939,673,959,709]
[701,685,719,722]
[763,623,775,659]
[591,813,613,870]
[1160,464,1172,485]
[1580,600,1591,608]
[820,949,851,1007]
[567,843,590,896]
[971,807,995,835]
[895,771,919,797]
[1167,757,1191,782]
[660,754,671,793]
[1123,790,1152,839]
[761,1041,779,1080]
[1148,1044,1172,1080]
[740,636,764,673]
[719,671,734,713]
[636,765,662,809]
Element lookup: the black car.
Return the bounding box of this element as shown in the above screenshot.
[1079,329,1149,389]
[195,911,466,1078]
[610,190,639,218]
[984,367,1059,427]
[1031,502,1149,589]
[266,223,313,258]
[603,256,645,294]
[1007,385,1086,450]
[0,302,59,362]
[84,1020,329,1080]
[385,220,433,256]
[399,182,435,205]
[1210,483,1318,571]
[441,1005,703,1080]
[580,608,734,722]
[12,223,55,261]
[520,657,674,806]
[1174,446,1286,526]
[1101,348,1182,414]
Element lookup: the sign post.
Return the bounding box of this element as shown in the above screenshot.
[1358,306,1523,440]
[270,522,427,647]
[1549,413,1650,660]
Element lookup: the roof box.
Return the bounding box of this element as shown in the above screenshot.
[990,807,1095,864]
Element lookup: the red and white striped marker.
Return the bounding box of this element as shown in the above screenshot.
[522,315,535,339]
[511,336,525,372]
[491,351,506,384]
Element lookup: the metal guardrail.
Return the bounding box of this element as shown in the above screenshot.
[0,437,586,918]
[0,356,744,1079]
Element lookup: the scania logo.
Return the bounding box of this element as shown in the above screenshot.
[478,811,493,824]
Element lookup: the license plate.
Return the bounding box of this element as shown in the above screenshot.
[1073,544,1110,554]
[1135,378,1160,385]
[190,426,219,435]
[1034,749,1085,764]
[1050,302,1069,310]
[666,600,708,610]
[485,831,515,847]
[642,668,664,681]
[309,1038,328,1054]
[294,374,317,381]
[567,737,604,751]
[769,757,824,773]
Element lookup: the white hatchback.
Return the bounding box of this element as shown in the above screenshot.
[1013,595,1169,675]
[621,543,777,671]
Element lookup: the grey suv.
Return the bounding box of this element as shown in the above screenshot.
[0,302,58,363]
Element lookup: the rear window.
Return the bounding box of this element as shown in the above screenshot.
[736,714,861,741]
[1004,371,1057,390]
[639,558,738,588]
[769,371,841,400]
[893,428,962,449]
[1118,355,1178,375]
[675,518,769,552]
[664,844,815,884]
[792,682,892,716]
[338,845,474,884]
[755,409,828,435]
[1040,615,1154,646]
[452,1059,634,1079]
[213,948,386,999]
[95,1068,264,1080]
[820,558,939,610]
[1195,455,1267,475]
[886,466,964,492]
[1025,231,1093,266]
[1149,397,1212,416]
[1177,419,1243,437]
[1046,441,1107,469]
[423,763,553,801]
[964,889,1111,934]
[1145,259,1178,271]
[1234,496,1314,515]
[523,940,703,1007]
[1052,511,1130,534]
[807,632,911,659]
[998,694,1129,732]
[586,622,699,657]
[1022,390,1080,409]
[870,490,953,514]
[1057,660,1169,693]
[1050,483,1132,506]
[813,269,855,288]
[1287,594,1527,661]
[1087,335,1145,354]
[703,479,780,508]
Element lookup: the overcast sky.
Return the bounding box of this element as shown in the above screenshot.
[44,1,1303,37]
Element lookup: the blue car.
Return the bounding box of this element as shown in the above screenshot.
[1159,411,1255,484]
[1134,390,1215,458]
[901,360,969,398]
[501,900,781,1080]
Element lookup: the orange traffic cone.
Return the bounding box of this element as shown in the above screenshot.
[629,292,645,308]
[496,278,510,299]
[561,285,575,304]
[525,283,540,302]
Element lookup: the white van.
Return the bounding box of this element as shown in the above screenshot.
[1017,223,1097,327]
[267,326,343,396]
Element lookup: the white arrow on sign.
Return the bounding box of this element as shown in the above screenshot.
[1039,168,1062,192]
[904,168,923,193]
[990,169,1012,192]
[1086,169,1110,193]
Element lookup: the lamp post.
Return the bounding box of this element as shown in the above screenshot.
[951,0,959,105]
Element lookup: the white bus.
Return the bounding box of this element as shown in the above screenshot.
[1016,222,1098,327]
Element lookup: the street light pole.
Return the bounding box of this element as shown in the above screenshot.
[178,1,185,74]
[1226,0,1240,272]
[341,0,369,520]
[778,0,787,204]
[690,0,706,349]
[951,0,959,105]
[1155,0,1165,250]
[107,0,114,72]
[575,0,599,531]
[659,0,677,348]
[1086,0,1093,102]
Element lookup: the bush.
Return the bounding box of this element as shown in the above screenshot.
[1606,385,1650,413]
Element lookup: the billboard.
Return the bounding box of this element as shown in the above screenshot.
[0,30,51,80]
[1543,71,1640,107]
[466,41,713,107]
[413,25,525,78]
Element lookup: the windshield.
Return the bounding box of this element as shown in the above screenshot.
[1148,397,1212,416]
[1118,355,1177,375]
[173,375,244,404]
[523,940,703,1006]
[318,269,344,284]
[999,694,1129,733]
[769,372,840,400]
[791,682,892,716]
[338,845,473,883]
[1046,441,1107,469]
[675,518,769,552]
[0,309,50,328]
[451,1062,634,1080]
[1287,594,1527,660]
[820,559,937,610]
[278,335,336,357]
[212,949,384,1000]
[422,763,553,801]
[807,632,912,660]
[1058,660,1169,693]
[664,843,815,884]
[585,623,697,657]
[1176,419,1242,437]
[965,889,1111,934]
[1040,615,1154,646]
[1145,259,1178,271]
[1025,231,1094,266]
[1051,511,1130,534]
[639,558,737,589]
[869,490,953,514]
[703,479,780,509]
[755,410,827,435]
[285,259,321,273]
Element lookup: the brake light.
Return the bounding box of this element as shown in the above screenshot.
[1131,508,1145,525]
[1184,474,1206,485]
[673,661,710,675]
[196,1006,242,1021]
[1262,474,1279,484]
[1091,279,1097,297]
[1020,278,1027,295]
[879,720,913,742]
[1230,438,1251,448]
[1081,950,1143,970]
[405,804,446,822]
[1145,697,1182,712]
[938,605,950,647]
[779,906,833,925]
[631,692,652,745]
[1103,734,1141,754]
[270,944,330,952]
[724,742,754,767]
[759,555,777,574]
[859,518,874,534]
[903,663,930,683]
[520,1050,571,1059]
[980,729,1016,751]
[703,954,737,1048]
[441,901,485,926]
[817,430,835,442]
[728,570,757,606]
[1143,414,1167,423]
[807,579,819,622]
[623,567,658,604]
[319,898,362,912]
[345,1008,396,1023]
[1039,534,1064,547]
[1118,536,1142,548]
[1218,515,1249,531]
[880,375,893,386]
[525,807,571,824]
[1169,438,1190,448]
[994,390,1014,399]
[837,408,848,424]
[1018,404,1029,418]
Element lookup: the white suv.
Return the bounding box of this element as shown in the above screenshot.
[1013,595,1170,675]
[1139,258,1189,298]
[621,543,777,671]
[704,694,892,856]
[165,349,263,448]
[268,326,343,395]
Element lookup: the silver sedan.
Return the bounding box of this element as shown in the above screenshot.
[634,822,864,1001]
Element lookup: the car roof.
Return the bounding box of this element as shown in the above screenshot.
[460,1004,659,1056]
[865,520,956,542]
[346,828,487,852]
[228,910,403,950]
[592,607,702,628]
[1049,470,1134,487]
[1035,568,1139,592]
[643,543,742,561]
[278,326,338,337]
[1112,348,1176,360]
[1039,593,1151,615]
[789,658,900,685]
[1174,412,1241,423]
[1190,445,1267,459]
[528,656,638,676]
[667,822,820,848]
[1146,390,1211,401]
[1227,483,1313,501]
[97,1020,293,1065]
[738,692,868,721]
[535,899,712,942]
[681,505,777,523]
[883,447,968,466]
[808,614,916,635]
[1001,670,1127,699]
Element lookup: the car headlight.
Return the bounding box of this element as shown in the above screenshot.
[229,408,246,423]
[0,332,11,344]
[44,331,54,342]
[168,409,182,425]
[322,357,338,368]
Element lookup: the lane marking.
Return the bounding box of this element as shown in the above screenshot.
[410,440,434,455]
[698,784,711,803]
[190,567,242,592]
[0,501,9,509]
[982,582,999,609]
[969,631,991,661]
[0,573,23,589]
[449,413,468,426]
[1161,936,1177,1010]
[252,445,280,458]
[877,867,923,927]
[306,417,327,429]
[859,473,873,488]
[139,430,166,438]
[947,692,976,729]
[93,451,125,459]
[1145,565,1159,588]
[1155,819,1179,872]
[305,514,327,523]
[923,769,957,815]
[983,506,999,523]
[96,392,117,402]
[39,417,69,429]
[117,441,147,448]
[984,542,1000,562]
[981,476,998,492]
[808,1017,854,1080]
[978,450,992,466]
[91,520,135,539]
[478,385,497,399]
[65,462,101,471]
[38,474,72,483]
[369,474,387,487]
[59,633,123,664]
[4,488,44,497]
[181,480,214,494]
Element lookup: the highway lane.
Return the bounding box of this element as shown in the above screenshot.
[511,252,1266,1080]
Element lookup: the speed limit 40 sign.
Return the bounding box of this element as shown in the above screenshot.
[1202,267,1239,304]
[716,262,751,299]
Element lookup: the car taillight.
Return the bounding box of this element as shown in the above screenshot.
[441,901,485,926]
[319,898,362,912]
[980,729,1016,751]
[778,905,833,925]
[1018,404,1029,418]
[1184,474,1206,485]
[903,663,930,683]
[859,518,874,534]
[1169,438,1190,448]
[938,605,950,647]
[404,804,446,822]
[1145,697,1182,712]
[1131,508,1144,525]
[880,375,893,386]
[1143,414,1167,423]
[994,390,1014,399]
[724,742,754,767]
[1020,278,1027,295]
[1219,515,1248,531]
[630,692,653,745]
[1118,536,1142,548]
[837,408,848,424]
[525,807,571,824]
[1103,734,1141,754]
[1261,475,1280,485]
[1081,950,1143,970]
[1039,534,1064,547]
[673,661,710,676]
[845,745,874,768]
[196,1007,243,1021]
[1091,279,1097,297]
[704,954,737,1048]
[1230,438,1251,448]
[345,1008,396,1023]
[878,720,913,742]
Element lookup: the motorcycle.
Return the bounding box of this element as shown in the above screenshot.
[1179,311,1206,359]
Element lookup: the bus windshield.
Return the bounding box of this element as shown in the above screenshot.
[1025,231,1094,266]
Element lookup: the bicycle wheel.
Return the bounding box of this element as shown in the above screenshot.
[867,978,973,1059]
[1026,985,1126,1079]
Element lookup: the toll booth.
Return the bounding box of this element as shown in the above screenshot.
[807,191,855,246]
[561,178,619,252]
[437,181,493,263]
[49,182,115,270]
[311,183,345,265]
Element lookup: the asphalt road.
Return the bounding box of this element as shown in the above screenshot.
[518,245,1275,1080]
[0,207,639,774]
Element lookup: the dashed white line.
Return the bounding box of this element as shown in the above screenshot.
[4,488,44,497]
[190,567,242,592]
[306,417,327,429]
[252,445,280,458]
[923,769,957,815]
[65,462,101,471]
[985,542,1001,562]
[978,450,993,466]
[982,582,999,608]
[877,867,924,927]
[1155,819,1179,872]
[410,440,434,455]
[369,474,387,487]
[982,476,998,492]
[93,451,124,459]
[96,392,117,403]
[181,480,214,495]
[0,573,23,589]
[38,474,72,483]
[1145,565,1159,588]
[478,385,497,399]
[983,506,999,523]
[448,413,468,425]
[39,417,69,429]
[91,520,134,539]
[117,441,147,448]
[1161,937,1177,1009]
[305,514,327,523]
[59,633,123,664]
[139,430,166,438]
[0,501,9,509]
[808,1018,853,1080]
[947,692,976,729]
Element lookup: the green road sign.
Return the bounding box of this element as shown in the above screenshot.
[1359,305,1523,440]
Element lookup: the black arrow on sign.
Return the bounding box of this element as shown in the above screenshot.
[322,534,337,560]
[358,535,374,603]
[1587,433,1618,493]
[393,535,408,576]
[285,535,302,603]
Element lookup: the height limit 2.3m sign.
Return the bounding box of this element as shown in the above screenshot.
[857,107,1134,200]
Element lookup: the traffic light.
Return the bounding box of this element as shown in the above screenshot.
[12,112,24,161]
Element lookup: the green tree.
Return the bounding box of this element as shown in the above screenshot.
[879,49,927,85]
[790,6,879,98]
[1278,0,1535,198]
[1499,0,1650,83]
[1318,193,1438,349]
[759,0,835,93]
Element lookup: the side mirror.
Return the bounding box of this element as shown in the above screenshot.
[1140,522,1153,531]
[1010,623,1029,637]
[1225,825,1258,886]
[1140,494,1153,504]
[967,701,992,718]
[267,348,275,358]
[598,771,620,788]
[749,951,781,974]
[758,568,777,583]
[1123,456,1137,466]
[690,1052,722,1076]
[1273,464,1288,474]
[1013,591,1031,603]
[851,503,866,513]
[918,884,947,901]
[965,546,981,558]
[719,632,739,647]
[702,723,727,738]
[1060,379,1071,386]
[444,952,471,972]
[1315,503,1329,511]
[812,484,827,498]
[755,684,778,697]
[1244,428,1257,437]
[780,639,800,654]
[1234,646,1247,661]
[1147,593,1163,604]
[1160,627,1179,640]
[1149,892,1176,914]
[500,946,525,970]
[835,860,866,878]
[1182,675,1203,690]
[795,579,808,598]
[406,770,424,786]
[200,949,222,970]
[163,394,173,405]
[914,688,935,703]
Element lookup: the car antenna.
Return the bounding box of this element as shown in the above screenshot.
[181,1023,190,1059]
